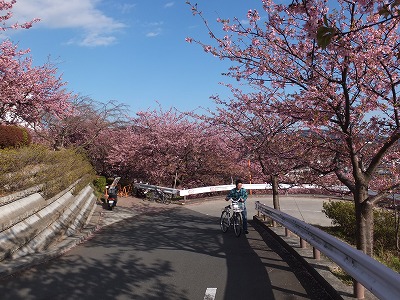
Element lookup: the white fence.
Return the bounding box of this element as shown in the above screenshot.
[177,183,343,196]
[132,183,400,203]
[134,183,243,197]
[255,201,400,300]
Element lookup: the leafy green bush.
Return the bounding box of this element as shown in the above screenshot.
[93,176,107,196]
[373,209,397,249]
[0,145,95,198]
[0,125,32,148]
[323,200,399,249]
[322,200,356,239]
[375,247,400,272]
[323,200,400,272]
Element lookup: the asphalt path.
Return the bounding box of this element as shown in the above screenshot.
[0,196,336,300]
[186,194,336,226]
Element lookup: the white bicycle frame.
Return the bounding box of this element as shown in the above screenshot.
[229,198,244,213]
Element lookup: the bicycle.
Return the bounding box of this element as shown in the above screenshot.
[220,198,244,237]
[147,188,172,205]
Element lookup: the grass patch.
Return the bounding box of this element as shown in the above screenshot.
[318,224,400,285]
[0,145,95,198]
[375,248,400,272]
[329,266,353,286]
[319,201,400,285]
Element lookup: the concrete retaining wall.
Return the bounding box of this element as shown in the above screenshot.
[0,183,96,261]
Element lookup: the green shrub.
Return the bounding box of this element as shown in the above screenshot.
[322,200,356,239]
[93,176,107,194]
[373,209,397,249]
[323,200,400,273]
[390,255,400,272]
[0,125,32,148]
[323,200,399,252]
[375,248,400,273]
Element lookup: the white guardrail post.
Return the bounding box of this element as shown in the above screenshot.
[255,201,400,300]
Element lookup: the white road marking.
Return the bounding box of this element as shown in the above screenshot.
[204,288,217,300]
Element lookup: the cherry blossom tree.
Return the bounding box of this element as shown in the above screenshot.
[315,0,400,48]
[0,41,72,126]
[107,106,242,188]
[187,0,400,256]
[0,0,39,31]
[35,97,129,150]
[0,1,70,128]
[208,87,314,209]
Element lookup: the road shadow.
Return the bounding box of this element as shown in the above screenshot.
[0,206,332,299]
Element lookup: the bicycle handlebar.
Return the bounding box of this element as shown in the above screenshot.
[227,198,244,203]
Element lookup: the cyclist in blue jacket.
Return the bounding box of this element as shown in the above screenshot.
[226,179,248,234]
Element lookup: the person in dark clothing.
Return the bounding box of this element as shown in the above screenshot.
[226,179,248,234]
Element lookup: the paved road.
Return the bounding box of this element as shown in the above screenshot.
[0,196,336,300]
[186,194,336,226]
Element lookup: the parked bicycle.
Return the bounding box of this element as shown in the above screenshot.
[220,198,244,237]
[146,188,172,205]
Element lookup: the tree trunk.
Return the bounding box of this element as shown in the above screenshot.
[173,171,178,189]
[395,205,400,251]
[271,174,280,210]
[354,184,374,256]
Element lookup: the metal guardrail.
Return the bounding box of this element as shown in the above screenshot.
[134,183,180,195]
[179,184,234,196]
[178,183,349,196]
[127,183,399,200]
[255,201,400,300]
[138,183,276,197]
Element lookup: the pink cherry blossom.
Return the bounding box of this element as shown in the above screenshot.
[187,0,400,256]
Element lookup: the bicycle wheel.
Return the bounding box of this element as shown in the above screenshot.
[233,213,242,237]
[220,210,229,233]
[146,190,155,202]
[163,193,172,205]
[154,191,164,203]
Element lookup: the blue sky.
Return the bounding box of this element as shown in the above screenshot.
[5,0,262,116]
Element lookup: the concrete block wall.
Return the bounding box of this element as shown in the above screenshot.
[0,183,96,261]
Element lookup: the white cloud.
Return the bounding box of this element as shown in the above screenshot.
[164,2,174,8]
[147,22,163,27]
[117,3,136,14]
[146,31,160,38]
[144,21,163,38]
[70,33,117,47]
[11,0,126,46]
